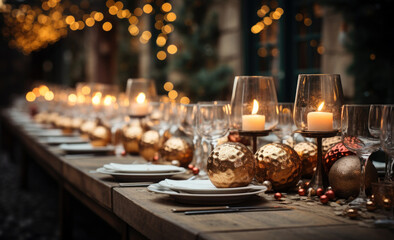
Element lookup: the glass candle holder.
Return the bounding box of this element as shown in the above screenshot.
[126,78,157,117]
[231,76,278,132]
[230,76,278,152]
[293,74,344,192]
[294,74,343,132]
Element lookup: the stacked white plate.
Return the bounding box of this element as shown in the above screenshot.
[96,163,186,182]
[40,136,88,145]
[148,179,267,205]
[60,143,115,154]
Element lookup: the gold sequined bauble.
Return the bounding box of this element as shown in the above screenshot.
[89,124,111,147]
[139,130,162,161]
[122,124,144,154]
[59,117,73,134]
[80,120,97,139]
[34,112,47,124]
[323,143,355,174]
[322,136,342,154]
[207,142,255,188]
[328,155,378,199]
[160,137,194,168]
[294,142,317,178]
[71,117,84,130]
[255,143,302,191]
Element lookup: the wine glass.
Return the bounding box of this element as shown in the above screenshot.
[178,104,200,165]
[381,105,394,182]
[341,104,381,206]
[196,102,230,175]
[369,105,385,138]
[274,102,295,145]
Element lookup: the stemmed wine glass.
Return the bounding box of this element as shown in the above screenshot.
[381,105,394,182]
[341,105,381,206]
[274,102,295,146]
[196,102,230,175]
[178,104,200,166]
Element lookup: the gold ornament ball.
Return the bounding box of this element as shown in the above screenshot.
[71,117,84,130]
[207,142,255,188]
[322,136,342,154]
[80,120,97,139]
[139,130,161,161]
[89,125,111,147]
[122,125,144,154]
[59,117,73,134]
[328,155,378,199]
[294,142,317,178]
[160,137,193,167]
[255,143,302,191]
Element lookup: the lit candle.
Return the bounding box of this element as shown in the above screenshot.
[242,99,265,131]
[130,92,149,116]
[307,102,333,131]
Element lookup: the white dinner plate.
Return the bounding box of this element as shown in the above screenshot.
[29,129,77,137]
[147,184,266,205]
[59,143,115,153]
[96,167,186,182]
[158,179,267,194]
[40,136,88,145]
[103,163,185,173]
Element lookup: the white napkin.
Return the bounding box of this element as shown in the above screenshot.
[160,179,218,190]
[103,163,184,173]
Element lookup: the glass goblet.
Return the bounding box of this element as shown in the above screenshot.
[381,105,394,182]
[274,102,295,146]
[341,104,381,206]
[178,104,200,165]
[196,102,230,175]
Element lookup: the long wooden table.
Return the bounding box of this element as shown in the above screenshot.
[1,109,393,240]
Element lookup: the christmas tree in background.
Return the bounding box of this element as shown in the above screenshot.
[164,0,233,101]
[319,0,394,103]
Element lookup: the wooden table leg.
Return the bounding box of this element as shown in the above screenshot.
[59,185,73,240]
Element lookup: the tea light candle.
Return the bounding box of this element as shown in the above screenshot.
[242,99,265,131]
[130,92,149,116]
[307,102,333,131]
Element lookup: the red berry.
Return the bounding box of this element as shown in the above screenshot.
[316,188,324,196]
[188,164,194,170]
[298,188,306,196]
[192,167,199,175]
[274,192,282,200]
[325,189,335,200]
[121,151,127,156]
[320,195,329,204]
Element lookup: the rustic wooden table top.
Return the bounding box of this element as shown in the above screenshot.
[1,109,393,240]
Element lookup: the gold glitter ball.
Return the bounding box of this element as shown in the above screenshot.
[294,142,317,178]
[346,208,359,219]
[122,124,144,154]
[89,124,111,147]
[255,143,302,191]
[139,130,162,161]
[160,137,193,167]
[207,142,255,188]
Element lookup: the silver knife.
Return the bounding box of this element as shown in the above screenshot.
[184,206,291,215]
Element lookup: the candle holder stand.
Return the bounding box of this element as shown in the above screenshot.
[238,130,272,153]
[295,130,339,192]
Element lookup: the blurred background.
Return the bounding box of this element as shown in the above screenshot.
[0,0,393,106]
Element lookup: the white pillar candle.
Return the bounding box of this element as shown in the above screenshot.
[242,115,265,131]
[130,102,149,116]
[130,92,149,116]
[307,112,333,131]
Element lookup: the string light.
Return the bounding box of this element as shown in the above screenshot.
[26,91,36,102]
[102,21,112,31]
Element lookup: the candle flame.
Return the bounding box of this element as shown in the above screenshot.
[103,95,112,106]
[136,92,146,103]
[92,92,102,106]
[317,102,324,111]
[252,99,259,115]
